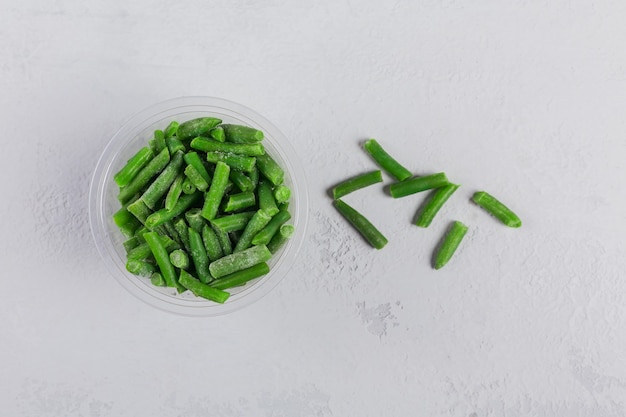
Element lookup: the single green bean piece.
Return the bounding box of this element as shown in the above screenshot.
[151,272,167,287]
[222,124,264,143]
[333,199,388,249]
[140,150,185,209]
[188,227,213,283]
[209,244,272,278]
[190,137,265,157]
[166,136,186,155]
[169,249,190,270]
[178,270,230,303]
[229,170,255,193]
[233,209,273,252]
[183,152,212,183]
[249,166,259,188]
[177,117,222,141]
[144,231,185,292]
[389,172,449,198]
[148,139,158,154]
[211,263,270,290]
[206,152,256,172]
[256,153,284,186]
[212,224,232,255]
[332,170,383,199]
[184,164,210,192]
[173,218,192,253]
[162,221,182,247]
[134,226,148,243]
[123,236,140,253]
[165,173,185,211]
[251,208,291,246]
[202,224,223,262]
[118,148,170,204]
[267,224,295,254]
[164,121,179,139]
[127,198,152,225]
[114,146,154,187]
[126,259,157,277]
[434,221,468,269]
[182,177,197,194]
[363,139,412,182]
[127,242,154,261]
[201,161,231,221]
[471,191,522,228]
[209,126,225,142]
[113,207,141,237]
[258,180,279,216]
[223,192,256,212]
[153,129,166,153]
[210,212,255,233]
[273,185,291,204]
[145,192,201,228]
[185,208,206,232]
[415,184,460,228]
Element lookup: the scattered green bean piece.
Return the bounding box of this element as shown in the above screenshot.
[415,184,460,228]
[212,225,232,255]
[202,224,223,262]
[249,166,259,188]
[471,191,522,228]
[251,208,291,246]
[363,139,412,182]
[127,243,154,261]
[209,126,225,142]
[210,212,255,233]
[144,231,185,292]
[166,136,186,155]
[333,199,388,249]
[153,129,166,153]
[182,177,197,194]
[123,236,140,253]
[222,124,264,143]
[127,198,152,225]
[126,259,157,277]
[389,172,449,198]
[267,224,295,254]
[233,209,273,252]
[151,272,167,287]
[188,227,213,283]
[332,170,383,199]
[258,180,279,216]
[169,249,190,270]
[211,263,270,290]
[145,192,201,228]
[256,153,284,186]
[113,207,141,237]
[114,147,154,187]
[118,148,170,204]
[184,164,210,192]
[165,173,185,212]
[185,208,206,232]
[190,137,265,156]
[273,185,291,204]
[201,161,231,221]
[173,218,192,253]
[140,150,185,209]
[229,170,255,192]
[183,152,212,183]
[209,244,272,278]
[223,192,256,212]
[434,221,468,269]
[206,152,256,172]
[178,270,230,303]
[164,121,179,139]
[177,117,222,141]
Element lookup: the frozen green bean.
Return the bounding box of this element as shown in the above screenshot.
[273,185,291,204]
[183,152,212,183]
[173,218,192,253]
[471,191,521,228]
[211,263,270,290]
[267,224,294,254]
[233,209,273,252]
[332,170,383,199]
[126,260,157,277]
[114,146,154,187]
[210,126,225,142]
[166,136,186,155]
[202,224,223,262]
[258,180,279,216]
[144,231,185,292]
[153,129,166,153]
[333,199,387,249]
[206,152,256,172]
[190,137,265,156]
[182,177,197,194]
[223,192,256,212]
[118,148,170,204]
[123,236,140,253]
[389,172,449,198]
[222,124,264,143]
[249,166,259,188]
[229,170,255,193]
[151,272,166,287]
[415,184,460,228]
[164,173,185,211]
[113,207,141,237]
[201,161,230,221]
[363,139,411,182]
[256,153,284,186]
[251,208,291,246]
[210,212,255,233]
[164,121,179,139]
[188,227,213,283]
[212,225,232,255]
[145,192,201,228]
[184,164,209,192]
[169,249,189,270]
[141,150,185,209]
[185,208,206,232]
[177,117,222,140]
[209,244,272,278]
[434,221,468,269]
[178,270,230,303]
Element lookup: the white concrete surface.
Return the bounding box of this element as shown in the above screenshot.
[2,1,626,416]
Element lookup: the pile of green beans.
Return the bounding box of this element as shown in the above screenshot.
[331,138,522,269]
[112,117,295,303]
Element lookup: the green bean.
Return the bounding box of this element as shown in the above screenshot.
[114,146,154,187]
[162,221,182,247]
[126,198,152,225]
[123,236,140,253]
[182,177,197,194]
[173,218,192,253]
[471,191,522,228]
[201,224,223,262]
[148,139,158,154]
[229,230,242,246]
[140,150,185,209]
[222,124,264,143]
[258,180,279,216]
[164,173,185,211]
[150,272,167,287]
[134,226,148,243]
[185,208,206,232]
[233,209,273,252]
[389,172,449,198]
[169,249,190,269]
[178,270,230,303]
[267,224,294,254]
[223,192,256,212]
[118,148,170,204]
[210,212,255,233]
[127,243,154,261]
[126,259,157,277]
[434,221,468,269]
[201,161,231,221]
[145,192,201,228]
[363,139,411,182]
[188,227,213,283]
[209,244,272,278]
[256,153,284,186]
[415,184,460,228]
[333,199,387,249]
[183,152,211,183]
[209,126,225,142]
[273,185,291,204]
[113,207,141,237]
[212,224,232,255]
[251,208,291,246]
[164,121,179,139]
[211,263,270,290]
[190,137,265,156]
[144,231,185,292]
[184,164,209,192]
[166,136,186,155]
[206,152,256,172]
[229,170,255,193]
[332,170,383,199]
[249,166,259,188]
[153,129,166,152]
[177,117,222,140]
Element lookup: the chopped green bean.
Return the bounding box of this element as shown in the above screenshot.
[223,192,256,212]
[118,148,170,204]
[165,173,185,211]
[212,225,232,255]
[333,199,387,249]
[273,185,291,204]
[164,121,179,139]
[166,136,186,155]
[415,184,460,228]
[145,192,201,228]
[188,227,213,283]
[332,170,383,199]
[150,272,167,287]
[222,124,264,143]
[123,236,140,253]
[177,117,222,141]
[183,152,212,183]
[258,180,279,216]
[229,170,255,192]
[162,221,182,247]
[185,208,206,232]
[249,166,259,188]
[144,231,185,292]
[209,244,272,278]
[210,212,255,233]
[126,198,152,225]
[169,249,190,270]
[178,270,230,303]
[190,137,265,156]
[140,150,185,209]
[251,208,291,246]
[202,224,223,262]
[205,152,256,172]
[114,146,154,187]
[471,191,522,228]
[126,259,157,277]
[209,126,225,142]
[267,224,294,254]
[113,207,141,237]
[389,172,449,198]
[184,164,209,192]
[201,161,230,221]
[256,153,284,186]
[211,263,270,290]
[233,209,273,252]
[173,218,192,253]
[434,221,468,269]
[153,129,166,152]
[182,177,197,194]
[127,243,154,261]
[363,139,411,182]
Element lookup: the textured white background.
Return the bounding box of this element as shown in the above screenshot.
[2,0,626,416]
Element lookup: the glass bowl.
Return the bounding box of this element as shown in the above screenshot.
[88,96,309,316]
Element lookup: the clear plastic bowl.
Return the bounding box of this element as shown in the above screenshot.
[89,97,309,316]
